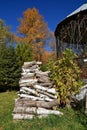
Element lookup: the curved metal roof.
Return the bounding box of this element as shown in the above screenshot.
[67,3,87,18]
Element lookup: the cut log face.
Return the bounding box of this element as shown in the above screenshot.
[13,61,63,120]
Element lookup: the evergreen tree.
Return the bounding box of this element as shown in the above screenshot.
[16,42,33,66]
[0,46,21,91]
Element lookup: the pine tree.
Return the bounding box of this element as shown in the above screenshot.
[0,46,21,91]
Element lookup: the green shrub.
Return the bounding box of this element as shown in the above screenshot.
[47,49,83,107]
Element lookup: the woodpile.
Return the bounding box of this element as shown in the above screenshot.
[13,61,63,119]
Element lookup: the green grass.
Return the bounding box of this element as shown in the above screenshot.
[0,91,87,130]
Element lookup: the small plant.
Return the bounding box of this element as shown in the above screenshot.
[47,48,83,107]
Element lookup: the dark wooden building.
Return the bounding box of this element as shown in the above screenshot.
[55,3,87,79]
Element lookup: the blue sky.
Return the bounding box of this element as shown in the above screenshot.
[0,0,86,33]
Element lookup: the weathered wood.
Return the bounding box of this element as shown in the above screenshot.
[47,88,56,95]
[13,107,37,114]
[37,76,50,83]
[13,114,48,119]
[15,99,59,109]
[29,68,40,73]
[13,61,63,120]
[23,61,36,68]
[22,68,30,73]
[34,84,49,91]
[13,107,63,115]
[13,114,34,120]
[20,87,39,96]
[36,89,56,99]
[19,82,34,87]
[22,73,35,78]
[18,94,54,102]
[20,87,56,98]
[36,61,42,65]
[29,65,38,70]
[19,79,37,84]
[35,71,50,77]
[37,107,63,115]
[37,83,52,87]
[34,85,56,94]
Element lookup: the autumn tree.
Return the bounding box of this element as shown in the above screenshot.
[0,20,14,46]
[17,8,50,61]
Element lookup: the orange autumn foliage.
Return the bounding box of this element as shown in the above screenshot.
[41,50,56,63]
[18,8,48,44]
[32,43,55,63]
[15,8,51,62]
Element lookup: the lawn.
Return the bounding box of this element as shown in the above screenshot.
[0,91,87,130]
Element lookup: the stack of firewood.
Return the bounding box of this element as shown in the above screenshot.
[13,61,63,120]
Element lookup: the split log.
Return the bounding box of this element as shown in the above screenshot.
[36,89,56,99]
[47,88,56,95]
[19,79,38,84]
[22,68,30,73]
[31,69,41,73]
[33,85,56,95]
[18,94,44,101]
[20,87,56,98]
[18,94,54,102]
[34,84,49,91]
[21,75,35,80]
[29,65,38,70]
[23,61,36,69]
[15,99,59,109]
[13,114,34,120]
[37,76,50,83]
[20,87,39,96]
[13,107,63,115]
[37,83,52,87]
[13,114,48,120]
[13,107,37,114]
[37,107,63,115]
[19,82,34,87]
[36,61,42,65]
[35,71,50,77]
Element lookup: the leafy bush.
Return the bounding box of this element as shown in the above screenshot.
[47,49,83,107]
